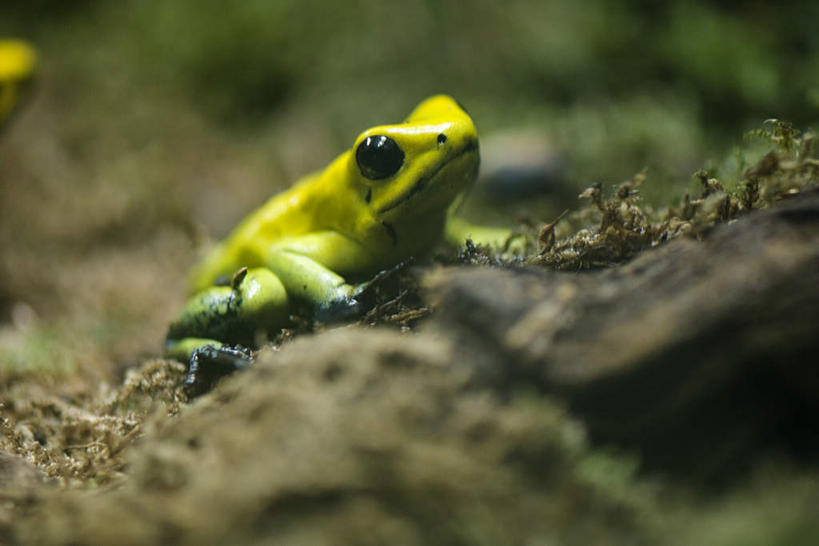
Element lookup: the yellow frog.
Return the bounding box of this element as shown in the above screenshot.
[167,95,511,391]
[0,39,37,128]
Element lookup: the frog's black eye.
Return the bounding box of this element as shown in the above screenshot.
[356,135,404,180]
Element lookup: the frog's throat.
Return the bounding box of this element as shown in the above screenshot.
[377,140,479,214]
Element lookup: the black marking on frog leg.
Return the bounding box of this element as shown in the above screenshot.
[185,344,254,396]
[365,187,372,204]
[437,133,447,145]
[381,221,398,247]
[166,287,262,349]
[314,295,362,325]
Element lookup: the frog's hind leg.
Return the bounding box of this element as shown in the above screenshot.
[163,337,254,395]
[165,267,288,393]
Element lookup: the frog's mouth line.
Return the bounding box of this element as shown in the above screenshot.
[377,140,479,214]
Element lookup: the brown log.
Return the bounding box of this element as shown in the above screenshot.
[426,190,819,480]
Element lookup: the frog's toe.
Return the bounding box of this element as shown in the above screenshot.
[352,258,414,299]
[185,344,254,396]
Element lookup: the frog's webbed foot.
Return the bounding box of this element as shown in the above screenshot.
[350,257,415,306]
[185,344,254,396]
[313,258,414,325]
[355,258,414,297]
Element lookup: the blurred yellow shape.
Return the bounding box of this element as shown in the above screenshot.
[0,39,37,126]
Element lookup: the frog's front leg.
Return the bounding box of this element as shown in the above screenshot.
[165,267,288,393]
[266,231,377,323]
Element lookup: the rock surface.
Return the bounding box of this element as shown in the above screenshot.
[428,191,819,479]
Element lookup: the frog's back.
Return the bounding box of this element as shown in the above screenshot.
[189,171,326,291]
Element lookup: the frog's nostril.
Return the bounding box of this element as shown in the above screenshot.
[437,133,447,145]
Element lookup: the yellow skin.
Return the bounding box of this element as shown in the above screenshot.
[0,39,36,127]
[166,95,511,384]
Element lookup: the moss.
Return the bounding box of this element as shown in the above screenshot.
[0,359,185,488]
[524,120,818,271]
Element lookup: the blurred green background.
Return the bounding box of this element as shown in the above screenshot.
[1,0,818,378]
[5,0,819,195]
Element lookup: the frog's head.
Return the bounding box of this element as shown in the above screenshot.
[348,95,479,222]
